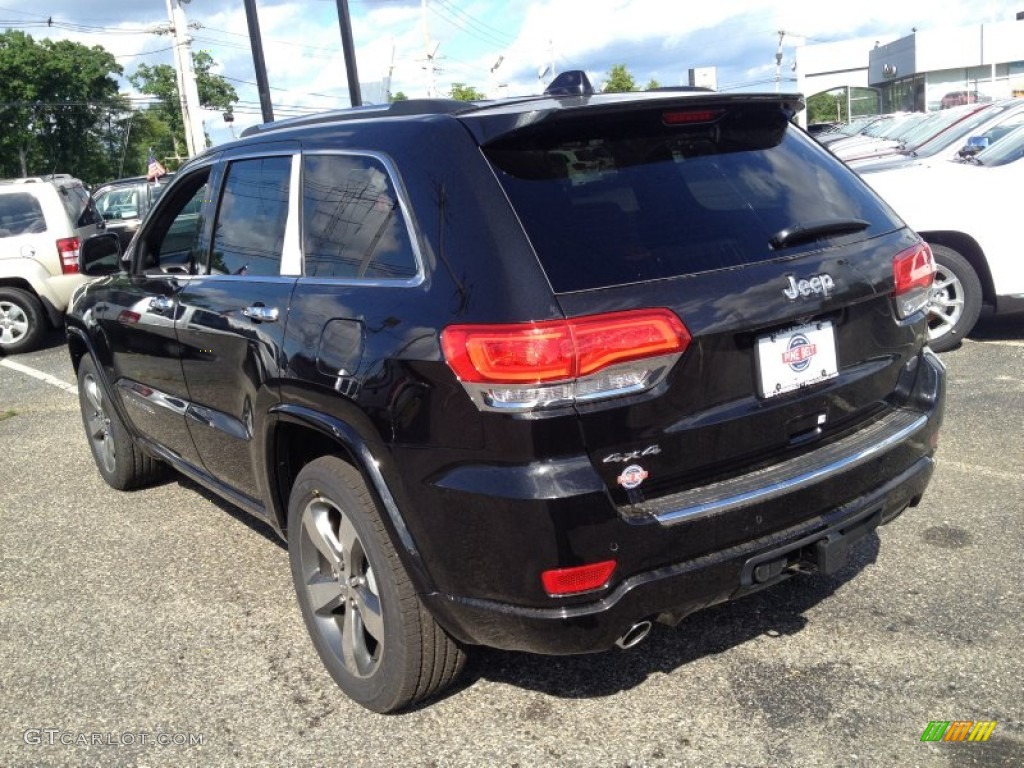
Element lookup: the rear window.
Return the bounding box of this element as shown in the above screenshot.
[58,184,98,228]
[484,104,902,292]
[0,193,47,237]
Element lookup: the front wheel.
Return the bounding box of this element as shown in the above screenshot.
[925,243,982,353]
[77,355,166,490]
[0,287,47,354]
[288,455,465,713]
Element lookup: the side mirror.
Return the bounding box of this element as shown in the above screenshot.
[79,232,123,276]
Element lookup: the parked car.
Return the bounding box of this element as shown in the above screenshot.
[91,174,174,252]
[864,124,1024,350]
[827,112,927,161]
[67,74,946,712]
[0,174,102,353]
[851,98,1024,173]
[815,115,889,146]
[940,90,980,109]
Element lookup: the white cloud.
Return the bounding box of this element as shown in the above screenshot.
[7,0,1022,144]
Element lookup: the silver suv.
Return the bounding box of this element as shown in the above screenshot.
[0,174,101,353]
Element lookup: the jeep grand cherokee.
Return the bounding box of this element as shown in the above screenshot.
[67,73,945,712]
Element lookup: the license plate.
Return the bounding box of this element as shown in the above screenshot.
[756,320,839,398]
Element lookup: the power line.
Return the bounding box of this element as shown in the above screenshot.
[432,0,514,49]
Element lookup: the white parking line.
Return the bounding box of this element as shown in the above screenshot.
[0,358,77,395]
[942,460,1022,483]
[968,338,1024,348]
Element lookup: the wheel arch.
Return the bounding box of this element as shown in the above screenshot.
[918,231,995,307]
[266,404,437,594]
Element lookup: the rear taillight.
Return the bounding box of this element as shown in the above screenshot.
[57,237,81,275]
[442,309,690,411]
[892,242,935,319]
[541,560,617,596]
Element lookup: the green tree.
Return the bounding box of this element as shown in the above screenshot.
[0,30,125,181]
[806,90,847,124]
[129,50,238,162]
[448,83,485,101]
[390,91,409,102]
[602,64,636,93]
[645,78,661,90]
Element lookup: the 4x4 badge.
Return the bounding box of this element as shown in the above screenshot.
[783,273,835,301]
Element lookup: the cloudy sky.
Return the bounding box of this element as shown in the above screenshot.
[2,0,1021,144]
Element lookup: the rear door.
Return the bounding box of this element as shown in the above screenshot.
[176,147,299,504]
[481,99,921,510]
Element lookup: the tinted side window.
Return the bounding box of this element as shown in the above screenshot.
[0,194,46,237]
[302,154,417,280]
[210,156,291,277]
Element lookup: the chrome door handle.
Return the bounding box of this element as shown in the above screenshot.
[242,305,279,323]
[149,295,174,311]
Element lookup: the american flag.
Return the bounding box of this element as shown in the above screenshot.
[147,152,167,182]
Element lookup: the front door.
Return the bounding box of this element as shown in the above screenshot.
[97,165,217,467]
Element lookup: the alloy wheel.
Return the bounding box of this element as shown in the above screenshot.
[926,265,965,344]
[0,301,29,346]
[297,496,384,678]
[82,373,117,475]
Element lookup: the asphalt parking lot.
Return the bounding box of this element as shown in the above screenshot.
[1,320,1022,768]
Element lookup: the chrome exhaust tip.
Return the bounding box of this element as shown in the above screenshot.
[615,619,653,650]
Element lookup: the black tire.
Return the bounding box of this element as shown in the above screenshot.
[77,355,167,490]
[0,287,47,355]
[926,243,982,353]
[288,455,465,713]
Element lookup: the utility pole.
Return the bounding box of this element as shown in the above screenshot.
[165,0,206,156]
[421,0,441,97]
[774,30,785,93]
[336,0,362,106]
[242,0,274,123]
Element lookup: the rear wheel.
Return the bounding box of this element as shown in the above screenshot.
[0,287,47,355]
[288,455,465,713]
[77,355,166,489]
[925,244,982,353]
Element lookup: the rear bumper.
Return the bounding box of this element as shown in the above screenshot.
[423,348,945,655]
[427,456,933,654]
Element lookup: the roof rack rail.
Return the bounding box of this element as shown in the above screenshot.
[241,98,479,138]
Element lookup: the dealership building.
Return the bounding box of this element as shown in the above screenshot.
[796,17,1024,118]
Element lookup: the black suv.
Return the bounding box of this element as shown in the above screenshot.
[68,75,945,713]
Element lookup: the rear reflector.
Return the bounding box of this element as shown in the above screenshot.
[442,309,690,411]
[892,242,935,319]
[541,560,617,596]
[57,237,81,275]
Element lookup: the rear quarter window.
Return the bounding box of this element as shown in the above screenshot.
[485,105,903,292]
[0,193,47,238]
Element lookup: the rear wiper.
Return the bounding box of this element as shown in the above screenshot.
[770,218,870,250]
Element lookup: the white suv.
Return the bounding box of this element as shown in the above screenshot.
[0,175,101,353]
